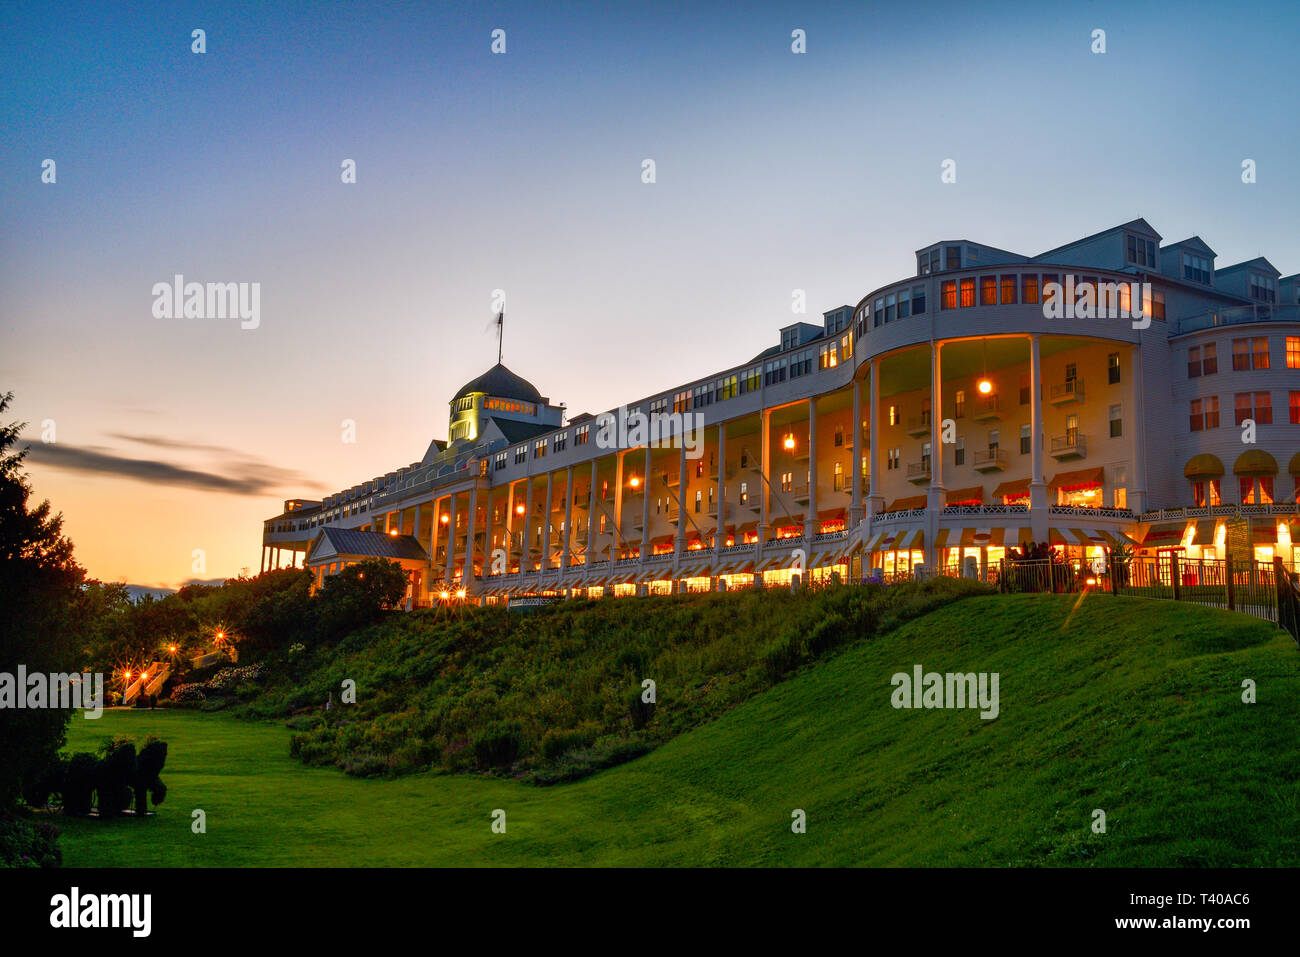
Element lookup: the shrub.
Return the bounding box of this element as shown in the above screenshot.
[0,814,61,868]
[473,722,524,769]
[625,688,656,730]
[540,725,598,763]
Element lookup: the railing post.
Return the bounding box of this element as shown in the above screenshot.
[1225,556,1236,612]
[1171,552,1181,602]
[1109,551,1120,596]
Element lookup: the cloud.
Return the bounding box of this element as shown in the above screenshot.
[107,433,236,455]
[22,439,325,496]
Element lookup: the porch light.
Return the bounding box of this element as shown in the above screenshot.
[516,503,526,515]
[456,588,466,599]
[977,378,993,395]
[783,433,796,450]
[439,590,450,600]
[389,529,399,536]
[629,476,641,488]
[440,514,449,524]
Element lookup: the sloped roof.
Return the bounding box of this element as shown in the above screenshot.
[453,363,544,403]
[488,418,555,444]
[1033,217,1161,262]
[309,527,428,562]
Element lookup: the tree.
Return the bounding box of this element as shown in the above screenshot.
[0,391,85,811]
[314,557,409,637]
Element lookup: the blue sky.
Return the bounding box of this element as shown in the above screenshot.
[2,0,1297,585]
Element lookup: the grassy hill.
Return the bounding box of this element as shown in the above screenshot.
[58,593,1300,866]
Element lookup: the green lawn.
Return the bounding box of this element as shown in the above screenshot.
[58,594,1300,866]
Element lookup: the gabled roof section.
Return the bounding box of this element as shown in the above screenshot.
[1215,256,1279,277]
[307,527,428,564]
[1162,235,1216,258]
[486,417,555,445]
[1033,218,1161,261]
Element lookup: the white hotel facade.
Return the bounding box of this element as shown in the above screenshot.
[263,218,1300,603]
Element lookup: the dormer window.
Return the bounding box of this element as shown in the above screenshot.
[1126,234,1156,267]
[945,246,962,271]
[1182,253,1212,284]
[1249,273,1276,303]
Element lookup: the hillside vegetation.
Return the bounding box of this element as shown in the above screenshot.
[61,594,1300,866]
[234,579,987,781]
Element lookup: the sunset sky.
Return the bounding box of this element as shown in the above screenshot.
[3,0,1298,588]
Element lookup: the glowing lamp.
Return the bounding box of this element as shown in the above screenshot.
[389,529,399,536]
[456,588,466,599]
[440,514,449,524]
[629,476,641,488]
[516,504,526,515]
[783,434,796,450]
[439,590,450,600]
[977,379,993,395]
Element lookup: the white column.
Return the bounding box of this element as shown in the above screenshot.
[806,399,818,545]
[675,439,688,565]
[927,341,945,572]
[444,493,458,583]
[1029,334,1048,543]
[1129,339,1147,515]
[521,478,534,572]
[715,421,727,563]
[465,477,479,585]
[540,471,553,573]
[851,379,863,525]
[429,494,442,581]
[562,465,574,573]
[640,445,652,559]
[586,460,598,582]
[503,484,514,572]
[867,357,883,517]
[613,452,624,563]
[759,408,771,540]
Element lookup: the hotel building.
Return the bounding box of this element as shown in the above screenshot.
[262,218,1300,603]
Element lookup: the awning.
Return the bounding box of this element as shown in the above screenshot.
[977,528,1007,546]
[1184,454,1225,478]
[1017,527,1035,546]
[887,495,928,511]
[1069,528,1107,547]
[817,507,846,523]
[946,486,984,505]
[1141,522,1187,547]
[736,520,758,535]
[993,478,1031,500]
[650,534,674,546]
[861,530,890,553]
[721,555,756,575]
[1049,467,1104,491]
[1193,519,1216,546]
[894,528,925,551]
[771,514,804,527]
[1291,452,1300,476]
[1234,450,1278,476]
[755,553,787,572]
[1048,528,1068,546]
[1252,521,1280,545]
[1097,529,1143,547]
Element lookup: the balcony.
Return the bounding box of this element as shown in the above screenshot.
[1050,433,1087,460]
[972,449,1007,473]
[906,415,931,438]
[971,395,1002,421]
[775,484,810,504]
[906,461,931,484]
[1175,303,1299,334]
[1049,378,1084,405]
